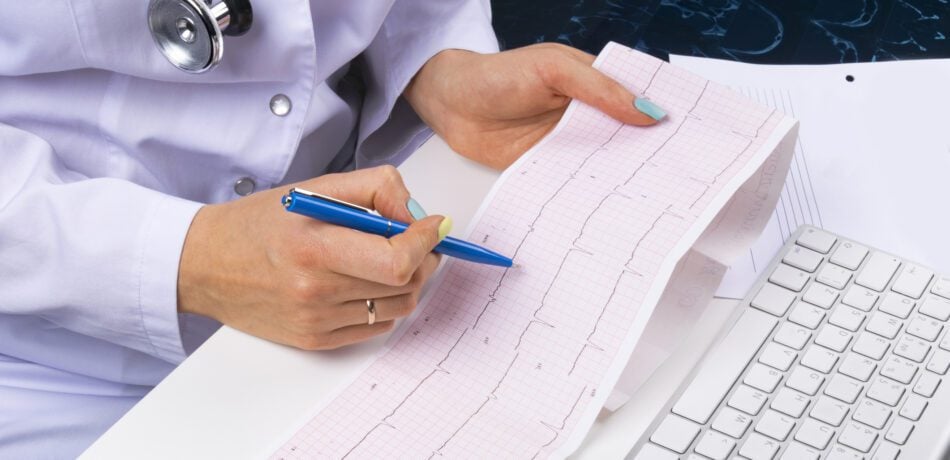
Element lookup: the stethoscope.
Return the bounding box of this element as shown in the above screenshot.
[147,0,253,73]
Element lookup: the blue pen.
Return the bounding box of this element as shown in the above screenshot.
[281,188,513,268]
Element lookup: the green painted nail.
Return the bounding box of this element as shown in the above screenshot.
[407,197,428,221]
[634,98,667,121]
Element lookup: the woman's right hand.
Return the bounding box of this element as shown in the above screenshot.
[177,166,450,350]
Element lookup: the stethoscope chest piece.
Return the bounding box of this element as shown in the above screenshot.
[148,0,252,73]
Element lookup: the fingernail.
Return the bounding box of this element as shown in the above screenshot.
[438,216,453,241]
[406,197,428,221]
[634,98,667,121]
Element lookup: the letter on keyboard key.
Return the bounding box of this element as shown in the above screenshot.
[828,305,865,332]
[810,396,850,426]
[894,335,930,363]
[926,349,950,374]
[751,283,797,317]
[781,442,820,460]
[770,387,809,418]
[694,430,736,460]
[783,245,823,272]
[786,366,825,395]
[712,407,752,438]
[841,286,878,311]
[919,295,950,321]
[738,433,780,460]
[634,444,679,460]
[892,264,933,299]
[881,356,917,384]
[906,314,943,341]
[838,353,877,382]
[932,277,950,299]
[801,346,838,373]
[816,263,852,290]
[838,421,878,453]
[649,414,700,454]
[802,283,839,309]
[853,333,891,360]
[759,342,797,371]
[672,309,777,424]
[788,302,826,330]
[865,312,902,339]
[879,292,915,319]
[815,324,853,352]
[769,264,810,292]
[885,417,914,445]
[899,394,928,420]
[830,241,869,270]
[855,252,901,292]
[744,363,782,393]
[794,418,835,450]
[824,374,864,404]
[728,385,768,415]
[853,398,891,429]
[867,377,905,406]
[754,410,795,441]
[797,227,837,254]
[873,442,901,460]
[774,323,812,350]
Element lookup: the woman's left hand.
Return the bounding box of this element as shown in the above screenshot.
[404,43,665,170]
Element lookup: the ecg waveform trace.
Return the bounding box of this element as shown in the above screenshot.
[272,43,788,459]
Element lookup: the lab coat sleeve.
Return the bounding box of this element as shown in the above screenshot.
[355,0,499,167]
[0,123,201,365]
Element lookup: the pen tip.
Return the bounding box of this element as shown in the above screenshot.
[510,263,522,269]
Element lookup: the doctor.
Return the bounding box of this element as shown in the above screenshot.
[0,1,662,456]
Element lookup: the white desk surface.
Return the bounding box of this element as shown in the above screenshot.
[82,136,742,459]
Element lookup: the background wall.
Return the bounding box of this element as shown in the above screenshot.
[491,0,949,63]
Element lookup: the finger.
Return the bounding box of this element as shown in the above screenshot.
[543,57,661,127]
[319,215,447,286]
[324,320,396,349]
[331,254,440,328]
[294,166,415,222]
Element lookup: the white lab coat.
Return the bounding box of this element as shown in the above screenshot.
[0,1,497,456]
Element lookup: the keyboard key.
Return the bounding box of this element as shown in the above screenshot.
[786,366,824,395]
[885,418,914,444]
[912,371,940,397]
[773,323,812,350]
[855,252,901,292]
[841,285,878,311]
[853,398,892,429]
[867,377,905,406]
[838,353,877,382]
[906,314,943,341]
[712,407,752,438]
[865,311,903,339]
[828,305,866,332]
[769,264,810,292]
[801,346,838,373]
[744,363,782,393]
[830,241,869,270]
[788,302,826,330]
[783,245,823,272]
[891,264,933,299]
[672,310,777,424]
[894,335,930,363]
[794,418,835,450]
[780,442,820,460]
[839,421,878,453]
[802,283,838,309]
[755,410,795,441]
[810,396,849,426]
[932,277,950,299]
[728,385,768,416]
[824,374,863,404]
[942,333,950,351]
[797,228,836,254]
[899,393,928,420]
[634,444,679,460]
[926,349,950,374]
[738,433,780,460]
[759,342,797,371]
[879,292,915,319]
[694,430,735,460]
[881,356,918,384]
[919,295,950,321]
[751,283,797,317]
[873,442,901,460]
[815,324,852,352]
[817,263,852,290]
[770,387,809,418]
[852,332,891,360]
[827,444,864,460]
[650,414,700,454]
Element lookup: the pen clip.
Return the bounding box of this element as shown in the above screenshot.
[288,188,374,214]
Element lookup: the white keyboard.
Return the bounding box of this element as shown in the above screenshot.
[630,226,950,460]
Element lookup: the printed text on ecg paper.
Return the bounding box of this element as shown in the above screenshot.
[272,42,793,459]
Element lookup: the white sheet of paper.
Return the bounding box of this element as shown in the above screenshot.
[670,55,950,299]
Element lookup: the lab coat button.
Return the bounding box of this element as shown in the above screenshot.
[234,177,256,196]
[270,94,292,116]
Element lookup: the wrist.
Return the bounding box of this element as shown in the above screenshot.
[177,204,218,320]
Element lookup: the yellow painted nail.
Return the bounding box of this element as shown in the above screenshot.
[438,216,453,241]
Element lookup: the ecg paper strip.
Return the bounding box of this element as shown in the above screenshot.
[271,42,795,459]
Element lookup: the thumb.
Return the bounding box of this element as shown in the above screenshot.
[382,215,451,285]
[547,58,664,126]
